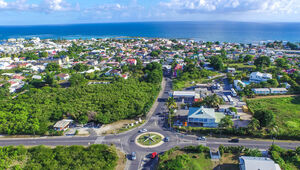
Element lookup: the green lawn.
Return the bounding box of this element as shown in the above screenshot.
[247,96,300,137]
[188,153,213,170]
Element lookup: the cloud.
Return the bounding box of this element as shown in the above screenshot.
[42,0,78,12]
[0,0,8,9]
[0,0,78,12]
[95,3,126,11]
[160,0,299,14]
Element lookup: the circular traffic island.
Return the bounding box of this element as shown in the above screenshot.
[135,132,165,148]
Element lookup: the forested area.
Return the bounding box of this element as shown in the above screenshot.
[0,62,163,135]
[0,144,118,170]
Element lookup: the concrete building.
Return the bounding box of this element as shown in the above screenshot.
[269,88,288,94]
[171,91,197,103]
[250,72,272,83]
[239,156,281,170]
[187,106,225,128]
[234,80,246,91]
[252,88,270,94]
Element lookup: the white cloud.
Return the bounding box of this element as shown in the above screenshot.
[0,0,8,9]
[42,0,78,12]
[160,0,299,14]
[0,0,78,12]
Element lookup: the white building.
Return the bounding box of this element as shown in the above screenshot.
[234,80,246,91]
[249,72,272,83]
[270,88,288,94]
[252,88,270,94]
[239,156,281,170]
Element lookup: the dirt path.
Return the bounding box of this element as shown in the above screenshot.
[249,94,299,99]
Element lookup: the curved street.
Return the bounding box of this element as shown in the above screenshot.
[0,77,299,170]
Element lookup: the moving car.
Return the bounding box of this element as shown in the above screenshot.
[229,138,239,143]
[138,129,147,133]
[197,136,206,141]
[151,152,158,159]
[131,152,136,160]
[164,137,170,142]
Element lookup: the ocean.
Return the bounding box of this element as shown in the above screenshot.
[0,21,300,43]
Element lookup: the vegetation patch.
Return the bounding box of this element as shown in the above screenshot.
[0,144,119,170]
[247,96,300,138]
[0,63,162,135]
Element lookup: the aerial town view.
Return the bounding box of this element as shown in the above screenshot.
[0,0,300,170]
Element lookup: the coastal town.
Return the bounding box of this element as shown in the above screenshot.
[0,37,299,170]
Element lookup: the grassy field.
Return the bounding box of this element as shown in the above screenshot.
[228,63,256,70]
[247,96,300,137]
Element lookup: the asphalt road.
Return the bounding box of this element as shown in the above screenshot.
[0,77,299,170]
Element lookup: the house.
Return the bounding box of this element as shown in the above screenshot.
[234,80,246,91]
[269,88,288,94]
[187,106,225,128]
[249,72,272,83]
[239,156,281,170]
[252,88,270,94]
[227,67,236,73]
[127,58,137,65]
[53,119,73,131]
[171,91,197,103]
[173,64,183,77]
[32,75,42,80]
[56,73,70,80]
[282,82,291,89]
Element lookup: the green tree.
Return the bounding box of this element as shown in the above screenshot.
[69,74,88,87]
[248,118,260,131]
[202,94,224,108]
[73,63,89,72]
[0,83,10,99]
[254,109,274,127]
[254,56,271,69]
[219,116,234,128]
[46,63,60,72]
[275,58,287,68]
[244,55,254,62]
[40,52,48,58]
[210,56,223,71]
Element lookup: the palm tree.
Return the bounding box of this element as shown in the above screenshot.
[166,97,177,128]
[166,97,177,110]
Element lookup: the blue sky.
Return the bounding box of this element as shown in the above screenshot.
[0,0,299,25]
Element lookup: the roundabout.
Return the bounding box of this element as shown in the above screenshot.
[135,132,165,148]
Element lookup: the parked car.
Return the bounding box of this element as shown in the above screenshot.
[164,137,170,142]
[131,152,136,160]
[197,136,206,141]
[151,152,158,159]
[229,138,239,143]
[139,129,147,133]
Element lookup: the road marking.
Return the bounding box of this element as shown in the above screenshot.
[94,136,105,144]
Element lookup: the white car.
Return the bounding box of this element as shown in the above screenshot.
[139,129,147,133]
[197,136,206,141]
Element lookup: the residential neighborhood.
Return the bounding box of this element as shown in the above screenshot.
[0,37,299,170]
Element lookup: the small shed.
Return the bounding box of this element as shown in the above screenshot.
[53,119,73,131]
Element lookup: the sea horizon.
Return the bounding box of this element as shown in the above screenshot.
[0,21,300,43]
